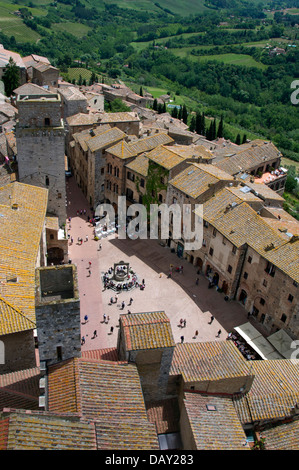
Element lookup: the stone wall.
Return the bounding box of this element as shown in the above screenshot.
[35,265,81,366]
[128,347,175,403]
[0,330,36,374]
[16,128,67,225]
[16,94,67,226]
[236,246,299,337]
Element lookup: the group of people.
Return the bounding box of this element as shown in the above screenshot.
[77,209,87,216]
[103,277,138,291]
[102,268,145,291]
[226,332,257,361]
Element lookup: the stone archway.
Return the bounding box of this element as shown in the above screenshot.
[196,257,203,271]
[212,272,219,285]
[205,264,211,277]
[239,289,248,305]
[222,280,228,294]
[47,247,64,265]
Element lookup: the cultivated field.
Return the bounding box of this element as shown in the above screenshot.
[52,22,91,38]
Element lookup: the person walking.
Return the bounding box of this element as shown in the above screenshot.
[93,330,97,338]
[180,336,184,343]
[84,315,88,323]
[209,315,214,324]
[194,330,199,339]
[129,297,133,305]
[110,326,114,334]
[183,319,186,328]
[216,329,222,338]
[103,313,107,323]
[121,301,125,310]
[81,336,85,345]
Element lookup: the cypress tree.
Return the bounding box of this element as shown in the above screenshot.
[217,115,224,138]
[236,134,241,145]
[202,112,205,136]
[2,58,20,96]
[195,112,201,134]
[212,119,216,140]
[189,115,196,132]
[172,106,178,119]
[206,122,213,140]
[182,104,188,124]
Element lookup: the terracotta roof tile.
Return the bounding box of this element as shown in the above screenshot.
[197,189,299,282]
[0,410,96,450]
[0,297,35,336]
[47,358,159,450]
[98,112,140,123]
[262,420,299,450]
[125,154,149,177]
[121,311,175,351]
[183,393,249,450]
[82,347,125,363]
[146,398,180,434]
[170,341,250,383]
[215,141,281,175]
[0,367,40,411]
[0,417,9,450]
[129,133,173,156]
[233,359,299,423]
[47,359,81,414]
[146,145,189,169]
[169,163,233,199]
[87,127,125,152]
[0,182,48,327]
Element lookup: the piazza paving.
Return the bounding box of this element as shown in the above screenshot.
[66,176,250,352]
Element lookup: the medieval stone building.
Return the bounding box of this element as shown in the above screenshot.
[15,90,67,226]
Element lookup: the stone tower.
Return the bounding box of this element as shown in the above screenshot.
[117,311,176,403]
[15,90,67,226]
[35,265,81,366]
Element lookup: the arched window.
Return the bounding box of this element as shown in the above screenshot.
[45,176,49,186]
[281,314,287,323]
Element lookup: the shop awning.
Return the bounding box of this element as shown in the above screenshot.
[234,322,283,360]
[267,329,295,359]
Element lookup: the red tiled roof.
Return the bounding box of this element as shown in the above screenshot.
[146,398,180,434]
[47,358,159,450]
[121,311,175,351]
[47,359,81,415]
[0,409,97,450]
[0,367,40,412]
[183,393,250,450]
[82,347,125,363]
[0,417,9,450]
[170,341,250,383]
